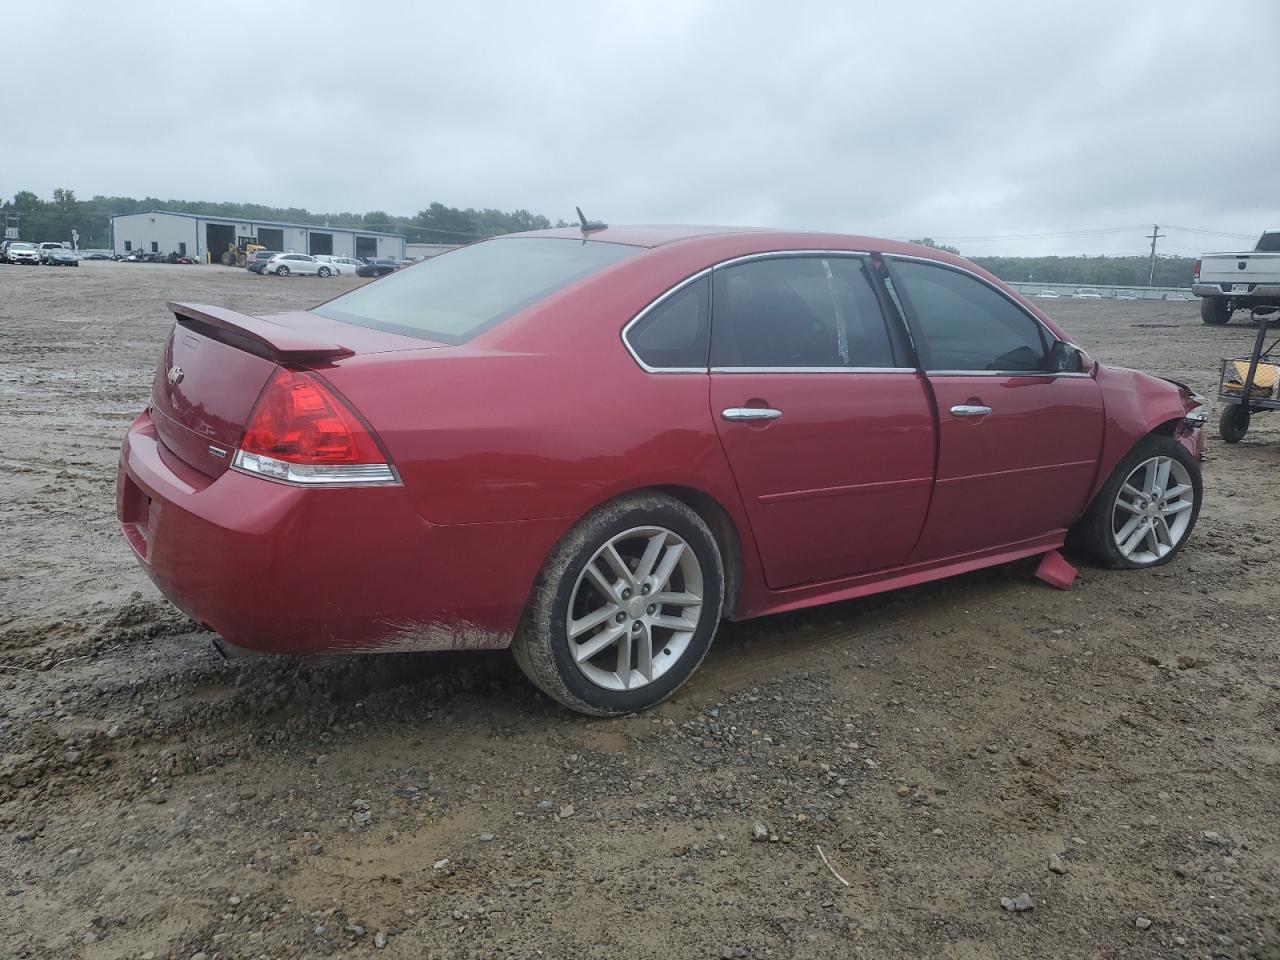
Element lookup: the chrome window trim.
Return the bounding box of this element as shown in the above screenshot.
[711,249,871,270]
[710,366,916,375]
[884,253,1084,376]
[621,249,875,374]
[620,267,714,374]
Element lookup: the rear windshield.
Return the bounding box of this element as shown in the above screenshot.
[314,237,639,343]
[1257,232,1280,253]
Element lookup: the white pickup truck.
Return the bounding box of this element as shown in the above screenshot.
[1194,229,1280,324]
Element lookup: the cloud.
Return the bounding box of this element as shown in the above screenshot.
[3,0,1277,255]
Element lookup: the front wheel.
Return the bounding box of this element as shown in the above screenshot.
[1219,404,1250,443]
[511,493,723,716]
[1069,435,1202,569]
[317,266,331,277]
[1200,297,1232,325]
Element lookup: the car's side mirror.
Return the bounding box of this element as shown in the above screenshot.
[1048,340,1091,374]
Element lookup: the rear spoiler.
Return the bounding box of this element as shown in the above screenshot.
[168,302,353,361]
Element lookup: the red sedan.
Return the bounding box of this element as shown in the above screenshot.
[117,225,1206,715]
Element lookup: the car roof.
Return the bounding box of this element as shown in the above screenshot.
[500,224,966,262]
[509,224,782,248]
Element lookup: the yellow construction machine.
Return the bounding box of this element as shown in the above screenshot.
[220,239,265,267]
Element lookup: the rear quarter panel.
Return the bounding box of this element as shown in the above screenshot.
[324,348,742,528]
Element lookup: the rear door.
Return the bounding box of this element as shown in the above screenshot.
[885,257,1104,561]
[707,254,936,589]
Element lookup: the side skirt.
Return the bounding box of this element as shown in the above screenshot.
[734,530,1066,620]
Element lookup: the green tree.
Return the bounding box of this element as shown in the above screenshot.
[910,237,962,256]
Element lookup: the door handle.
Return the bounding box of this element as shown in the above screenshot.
[722,407,783,422]
[950,404,992,418]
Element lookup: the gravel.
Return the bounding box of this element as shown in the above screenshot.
[1,268,1278,958]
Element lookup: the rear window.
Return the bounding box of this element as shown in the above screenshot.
[314,237,639,343]
[1257,232,1280,253]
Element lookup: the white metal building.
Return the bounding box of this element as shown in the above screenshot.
[406,242,460,260]
[110,211,406,263]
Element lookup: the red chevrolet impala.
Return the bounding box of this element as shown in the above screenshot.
[117,225,1205,715]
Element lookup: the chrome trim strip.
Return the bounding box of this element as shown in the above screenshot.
[925,370,1093,378]
[710,249,871,270]
[710,366,916,374]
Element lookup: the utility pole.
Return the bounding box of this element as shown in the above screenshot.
[1146,224,1165,287]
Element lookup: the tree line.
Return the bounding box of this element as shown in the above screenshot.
[3,190,1197,285]
[0,188,559,249]
[910,237,1194,287]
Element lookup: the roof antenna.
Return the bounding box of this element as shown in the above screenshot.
[575,206,607,234]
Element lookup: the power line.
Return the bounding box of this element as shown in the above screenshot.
[929,225,1148,242]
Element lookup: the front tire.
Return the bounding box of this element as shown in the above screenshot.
[511,493,723,716]
[1201,297,1232,325]
[317,266,331,277]
[1069,434,1202,569]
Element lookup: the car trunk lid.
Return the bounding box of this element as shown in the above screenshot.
[1198,252,1280,286]
[150,302,443,478]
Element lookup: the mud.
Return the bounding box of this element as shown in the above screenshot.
[1,262,1277,958]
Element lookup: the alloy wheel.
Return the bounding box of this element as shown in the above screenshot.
[565,526,704,691]
[1112,455,1195,564]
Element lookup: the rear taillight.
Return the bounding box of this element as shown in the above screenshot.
[232,369,397,485]
[1193,259,1201,280]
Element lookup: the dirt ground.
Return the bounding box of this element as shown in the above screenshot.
[1,262,1277,960]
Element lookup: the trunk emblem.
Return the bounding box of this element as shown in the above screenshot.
[1239,261,1247,270]
[167,365,184,385]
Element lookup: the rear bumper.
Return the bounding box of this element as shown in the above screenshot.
[117,411,562,654]
[1193,281,1280,299]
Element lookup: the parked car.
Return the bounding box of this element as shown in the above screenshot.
[1115,291,1139,301]
[1193,229,1280,324]
[45,247,79,267]
[1072,287,1103,299]
[355,257,398,277]
[3,241,40,265]
[246,250,280,274]
[1161,293,1189,301]
[38,241,68,263]
[315,255,364,275]
[1037,289,1060,298]
[116,226,1207,716]
[264,253,334,277]
[80,250,111,260]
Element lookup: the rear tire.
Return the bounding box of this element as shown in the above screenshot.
[1069,434,1202,569]
[1200,296,1231,325]
[1219,404,1250,443]
[276,265,289,277]
[511,493,723,716]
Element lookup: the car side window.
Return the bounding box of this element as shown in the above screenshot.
[889,259,1048,372]
[710,256,896,368]
[626,275,710,369]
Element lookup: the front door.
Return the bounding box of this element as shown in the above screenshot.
[708,254,936,589]
[885,257,1105,561]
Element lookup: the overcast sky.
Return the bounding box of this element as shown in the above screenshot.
[4,1,1277,256]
